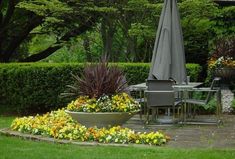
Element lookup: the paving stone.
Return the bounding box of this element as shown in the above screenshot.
[123,114,235,148]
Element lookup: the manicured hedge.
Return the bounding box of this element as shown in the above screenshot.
[0,63,201,115]
[0,63,83,115]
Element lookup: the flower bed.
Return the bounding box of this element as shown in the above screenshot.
[67,93,140,112]
[11,109,169,146]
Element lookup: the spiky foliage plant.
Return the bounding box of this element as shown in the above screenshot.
[61,60,128,99]
[210,37,235,59]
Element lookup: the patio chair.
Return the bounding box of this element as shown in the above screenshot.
[184,77,222,123]
[145,80,182,124]
[129,87,145,120]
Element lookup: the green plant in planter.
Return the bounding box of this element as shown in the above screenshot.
[61,60,140,113]
[207,37,235,84]
[61,60,128,98]
[67,93,140,112]
[208,37,235,70]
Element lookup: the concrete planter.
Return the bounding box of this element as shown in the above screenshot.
[214,68,235,84]
[214,68,235,79]
[65,110,138,128]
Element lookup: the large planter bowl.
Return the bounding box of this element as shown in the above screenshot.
[214,68,235,84]
[65,110,138,128]
[214,68,235,79]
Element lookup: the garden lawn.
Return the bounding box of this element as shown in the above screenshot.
[0,116,235,159]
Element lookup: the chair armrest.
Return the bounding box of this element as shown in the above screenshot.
[192,87,211,91]
[145,90,174,93]
[187,89,218,92]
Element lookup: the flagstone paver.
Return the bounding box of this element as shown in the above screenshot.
[123,115,235,148]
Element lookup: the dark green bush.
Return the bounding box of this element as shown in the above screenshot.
[185,64,202,82]
[0,63,84,115]
[0,63,201,115]
[119,63,202,84]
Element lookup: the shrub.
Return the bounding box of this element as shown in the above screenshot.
[185,63,202,82]
[120,63,202,83]
[0,63,202,115]
[0,63,84,115]
[191,92,216,113]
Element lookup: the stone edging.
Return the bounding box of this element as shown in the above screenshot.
[0,128,162,148]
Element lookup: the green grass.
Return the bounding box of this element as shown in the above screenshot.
[0,116,235,159]
[0,116,15,128]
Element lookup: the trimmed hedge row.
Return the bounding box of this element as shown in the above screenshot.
[0,63,201,115]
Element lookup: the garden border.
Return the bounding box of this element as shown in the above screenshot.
[0,128,162,148]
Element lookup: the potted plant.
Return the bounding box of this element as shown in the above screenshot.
[61,60,140,128]
[208,37,235,83]
[208,56,235,79]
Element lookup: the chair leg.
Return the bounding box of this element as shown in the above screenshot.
[156,108,159,119]
[193,104,196,119]
[139,103,142,121]
[145,107,150,124]
[187,103,191,118]
[216,89,222,119]
[177,107,180,118]
[183,103,187,122]
[167,108,170,116]
[180,104,184,121]
[152,108,157,121]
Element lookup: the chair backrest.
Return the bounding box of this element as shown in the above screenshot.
[205,77,221,104]
[146,80,175,107]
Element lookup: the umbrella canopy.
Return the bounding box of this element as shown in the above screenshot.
[148,0,187,84]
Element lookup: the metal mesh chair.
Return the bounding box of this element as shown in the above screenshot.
[184,77,222,123]
[145,80,182,123]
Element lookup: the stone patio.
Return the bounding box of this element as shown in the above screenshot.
[123,114,235,148]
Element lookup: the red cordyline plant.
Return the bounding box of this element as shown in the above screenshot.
[61,60,128,99]
[210,37,235,59]
[208,37,235,69]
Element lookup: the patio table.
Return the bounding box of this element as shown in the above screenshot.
[129,82,203,92]
[129,82,203,122]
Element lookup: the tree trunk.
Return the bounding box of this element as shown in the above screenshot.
[21,45,61,62]
[127,37,137,62]
[2,16,43,62]
[101,16,116,61]
[83,35,92,62]
[0,0,99,63]
[118,12,136,62]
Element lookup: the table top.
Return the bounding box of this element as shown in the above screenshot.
[172,82,203,91]
[129,82,203,91]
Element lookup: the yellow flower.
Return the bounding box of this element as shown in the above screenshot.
[10,109,168,145]
[135,140,140,144]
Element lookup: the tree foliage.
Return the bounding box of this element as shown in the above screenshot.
[0,0,234,64]
[0,0,100,62]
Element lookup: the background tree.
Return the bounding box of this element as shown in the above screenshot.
[0,0,234,64]
[0,0,100,62]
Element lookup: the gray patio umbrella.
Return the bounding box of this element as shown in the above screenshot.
[148,0,187,84]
